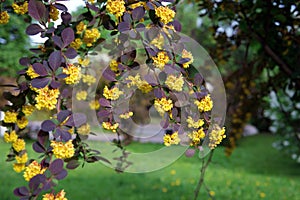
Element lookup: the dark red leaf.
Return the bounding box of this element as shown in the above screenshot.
[194,73,203,86]
[54,169,67,180]
[132,7,145,21]
[49,51,62,71]
[97,110,111,118]
[32,141,45,153]
[99,98,111,107]
[65,113,87,127]
[26,24,44,35]
[66,159,80,170]
[53,3,68,11]
[32,63,48,76]
[145,27,159,41]
[49,159,64,175]
[102,68,116,81]
[28,0,47,23]
[172,20,182,31]
[118,22,131,32]
[57,110,71,123]
[37,130,49,146]
[154,88,164,98]
[178,58,191,64]
[19,57,30,66]
[55,128,71,141]
[61,12,72,25]
[29,174,46,191]
[62,27,75,47]
[64,47,77,59]
[13,187,29,197]
[53,35,63,49]
[41,120,56,132]
[50,80,61,88]
[144,74,158,85]
[31,77,50,88]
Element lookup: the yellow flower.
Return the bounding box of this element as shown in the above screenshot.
[23,160,46,181]
[26,65,39,79]
[3,111,18,123]
[154,97,173,116]
[208,125,226,149]
[186,116,204,129]
[151,34,164,49]
[77,123,90,135]
[88,0,96,4]
[70,38,83,49]
[3,130,18,143]
[89,100,100,110]
[102,122,119,132]
[17,116,28,129]
[82,74,96,86]
[119,111,133,119]
[12,1,28,15]
[165,75,184,92]
[83,28,101,47]
[182,49,194,68]
[129,2,146,9]
[152,51,169,70]
[106,0,126,18]
[13,163,26,173]
[22,105,35,116]
[0,11,10,24]
[126,74,141,88]
[49,5,59,21]
[16,153,28,164]
[43,193,55,200]
[109,59,119,72]
[35,87,60,110]
[43,190,67,200]
[163,131,180,146]
[76,91,88,101]
[12,139,26,152]
[103,86,123,100]
[209,191,216,197]
[188,128,205,146]
[76,21,86,34]
[63,64,81,85]
[155,6,175,24]
[194,95,213,112]
[78,57,90,67]
[137,80,152,93]
[50,140,75,159]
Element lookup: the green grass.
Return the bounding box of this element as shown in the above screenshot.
[1,134,300,200]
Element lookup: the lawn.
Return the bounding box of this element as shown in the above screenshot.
[1,134,299,200]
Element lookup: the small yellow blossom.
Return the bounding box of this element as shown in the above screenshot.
[3,111,18,123]
[13,163,26,173]
[129,2,146,9]
[209,191,216,197]
[26,65,39,79]
[137,80,152,93]
[76,21,86,34]
[109,59,119,72]
[70,38,83,49]
[152,51,169,70]
[151,34,164,49]
[50,140,75,159]
[63,64,81,85]
[102,122,119,132]
[49,5,59,21]
[12,1,28,15]
[78,57,90,67]
[88,0,96,4]
[126,74,141,88]
[77,123,90,135]
[194,95,213,112]
[35,87,60,110]
[188,128,205,146]
[0,11,10,24]
[106,0,126,18]
[43,190,67,200]
[12,139,26,152]
[119,111,133,119]
[155,6,175,24]
[181,49,194,68]
[170,169,176,175]
[3,130,18,143]
[186,116,204,129]
[154,97,173,116]
[16,153,28,164]
[23,160,46,181]
[83,28,101,47]
[165,75,184,92]
[163,131,180,146]
[76,91,88,101]
[208,125,226,149]
[82,74,96,86]
[103,86,123,100]
[89,100,100,110]
[22,105,35,116]
[17,116,28,129]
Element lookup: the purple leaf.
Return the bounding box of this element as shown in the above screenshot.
[57,110,71,123]
[118,22,131,32]
[99,98,111,107]
[49,159,64,175]
[64,47,77,59]
[154,88,164,98]
[59,128,72,141]
[185,149,195,157]
[14,187,29,197]
[26,24,44,35]
[160,118,169,129]
[41,120,56,132]
[61,12,72,25]
[62,27,75,47]
[178,58,191,64]
[19,57,30,66]
[144,74,158,85]
[172,20,182,32]
[29,174,46,191]
[50,80,61,88]
[102,68,116,81]
[53,3,68,11]
[146,27,159,41]
[54,169,67,180]
[132,7,145,21]
[37,130,49,146]
[194,73,203,86]
[31,77,50,88]
[66,160,80,170]
[32,141,45,153]
[32,63,48,76]
[53,35,63,49]
[49,51,62,71]
[97,110,111,118]
[65,113,87,127]
[28,0,47,23]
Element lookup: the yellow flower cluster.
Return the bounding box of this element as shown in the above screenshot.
[89,100,100,110]
[78,57,90,67]
[13,139,26,152]
[3,130,18,143]
[70,38,83,49]
[155,6,175,24]
[26,65,39,79]
[152,51,169,70]
[103,85,123,100]
[106,0,126,18]
[130,1,146,9]
[76,21,86,34]
[151,34,164,49]
[63,64,81,85]
[16,153,28,164]
[35,87,60,110]
[165,75,184,92]
[43,190,67,200]
[119,111,133,119]
[194,95,213,112]
[17,116,28,129]
[50,140,75,159]
[163,132,180,146]
[3,111,18,123]
[82,74,96,86]
[22,105,35,116]
[12,1,28,15]
[182,49,194,68]
[13,163,26,173]
[83,28,101,47]
[23,160,47,181]
[14,153,28,173]
[188,128,205,146]
[126,74,152,93]
[186,116,204,129]
[77,123,90,135]
[109,59,119,72]
[154,97,173,116]
[0,11,10,24]
[102,122,119,132]
[76,90,87,101]
[49,5,59,21]
[209,125,226,149]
